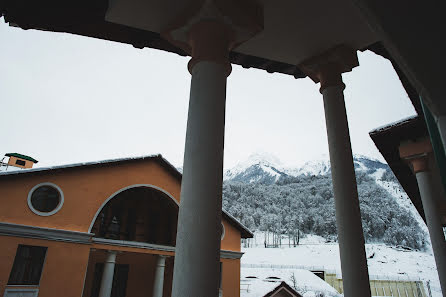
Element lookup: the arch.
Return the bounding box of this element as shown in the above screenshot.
[88,184,179,234]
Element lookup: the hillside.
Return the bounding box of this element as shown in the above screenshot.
[222,153,428,250]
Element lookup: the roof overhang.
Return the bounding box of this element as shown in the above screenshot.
[2,0,426,122]
[1,0,377,78]
[369,116,428,222]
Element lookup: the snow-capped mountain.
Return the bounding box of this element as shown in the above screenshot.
[223,153,286,184]
[223,152,428,250]
[284,156,331,177]
[224,153,390,184]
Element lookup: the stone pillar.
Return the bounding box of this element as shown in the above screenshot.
[152,255,167,297]
[400,139,446,296]
[300,45,371,297]
[98,250,118,297]
[162,2,263,297]
[170,21,232,297]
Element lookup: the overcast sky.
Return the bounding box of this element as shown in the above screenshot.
[0,21,416,169]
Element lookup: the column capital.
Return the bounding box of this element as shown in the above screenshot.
[399,138,433,173]
[162,0,263,75]
[104,250,118,263]
[299,45,359,93]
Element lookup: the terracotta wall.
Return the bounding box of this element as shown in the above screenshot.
[222,258,241,297]
[0,236,90,297]
[221,220,241,252]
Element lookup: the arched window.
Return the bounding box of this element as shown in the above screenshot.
[91,186,178,246]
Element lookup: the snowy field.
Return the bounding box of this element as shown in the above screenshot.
[241,233,441,297]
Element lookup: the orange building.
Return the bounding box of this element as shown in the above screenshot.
[0,155,253,297]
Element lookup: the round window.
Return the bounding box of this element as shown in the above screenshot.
[28,183,64,216]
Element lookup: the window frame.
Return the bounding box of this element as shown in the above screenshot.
[27,182,64,216]
[7,244,48,286]
[15,159,26,166]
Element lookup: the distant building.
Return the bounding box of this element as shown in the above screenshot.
[240,267,338,297]
[325,272,427,297]
[0,155,253,297]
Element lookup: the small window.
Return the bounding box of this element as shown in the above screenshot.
[8,245,47,285]
[28,183,64,216]
[15,159,26,166]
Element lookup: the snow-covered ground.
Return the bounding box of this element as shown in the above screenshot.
[241,232,441,297]
[241,267,340,297]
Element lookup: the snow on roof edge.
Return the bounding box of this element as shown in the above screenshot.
[0,154,161,177]
[369,115,418,135]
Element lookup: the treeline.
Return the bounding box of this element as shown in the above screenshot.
[222,172,427,250]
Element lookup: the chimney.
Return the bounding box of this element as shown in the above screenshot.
[2,153,38,170]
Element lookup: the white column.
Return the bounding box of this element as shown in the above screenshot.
[163,3,262,296]
[152,255,167,297]
[98,250,117,297]
[400,141,446,296]
[171,22,231,297]
[322,84,371,297]
[415,169,446,296]
[300,46,370,297]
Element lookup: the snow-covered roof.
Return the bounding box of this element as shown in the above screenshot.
[0,154,162,176]
[263,281,302,297]
[369,115,418,135]
[368,114,428,223]
[241,267,339,297]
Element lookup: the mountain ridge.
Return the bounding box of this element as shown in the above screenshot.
[224,153,389,184]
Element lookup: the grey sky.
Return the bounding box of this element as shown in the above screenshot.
[0,22,416,169]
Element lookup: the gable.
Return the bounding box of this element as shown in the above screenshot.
[270,288,299,297]
[0,158,181,233]
[0,156,249,251]
[264,282,303,297]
